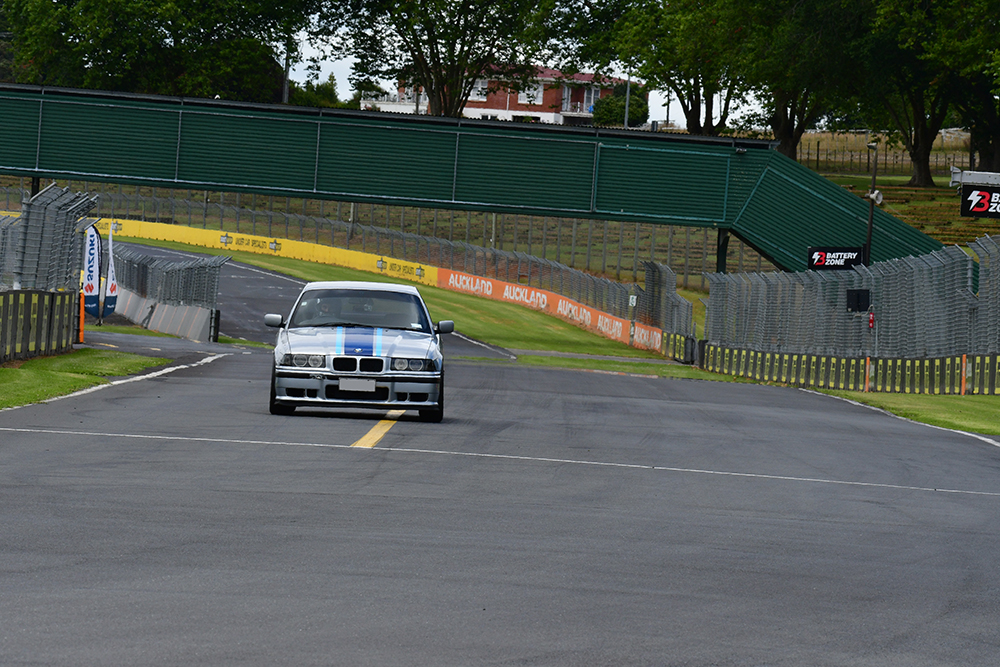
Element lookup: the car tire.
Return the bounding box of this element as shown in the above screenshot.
[419,376,444,423]
[269,369,295,416]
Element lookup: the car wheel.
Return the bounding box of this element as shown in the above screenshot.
[269,369,295,416]
[419,377,444,423]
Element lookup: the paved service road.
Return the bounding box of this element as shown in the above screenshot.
[3,247,1000,665]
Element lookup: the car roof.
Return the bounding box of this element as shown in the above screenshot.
[300,281,421,296]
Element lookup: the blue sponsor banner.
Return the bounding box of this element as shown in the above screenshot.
[102,226,118,318]
[82,226,102,318]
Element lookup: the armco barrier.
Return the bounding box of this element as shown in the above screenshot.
[1,290,77,363]
[702,343,990,395]
[115,285,218,342]
[100,217,676,357]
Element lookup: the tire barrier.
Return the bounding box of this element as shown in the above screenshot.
[703,344,993,395]
[0,290,78,364]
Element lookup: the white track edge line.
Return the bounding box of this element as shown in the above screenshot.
[1,354,231,411]
[800,388,1000,449]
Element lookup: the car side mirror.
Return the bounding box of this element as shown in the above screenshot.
[435,320,454,334]
[264,313,284,328]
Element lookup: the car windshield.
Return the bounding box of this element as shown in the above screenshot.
[289,288,431,333]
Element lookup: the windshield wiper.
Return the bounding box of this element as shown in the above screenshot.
[313,321,371,329]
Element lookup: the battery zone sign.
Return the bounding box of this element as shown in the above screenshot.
[961,185,1000,218]
[808,247,864,270]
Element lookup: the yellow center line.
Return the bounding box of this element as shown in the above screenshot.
[350,410,406,448]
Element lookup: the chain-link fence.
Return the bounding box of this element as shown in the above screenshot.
[1,180,773,290]
[0,185,97,291]
[969,235,1000,355]
[638,262,694,337]
[703,243,994,359]
[2,181,697,337]
[113,245,229,310]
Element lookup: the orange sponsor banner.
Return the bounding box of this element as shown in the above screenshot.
[438,268,639,347]
[632,322,664,353]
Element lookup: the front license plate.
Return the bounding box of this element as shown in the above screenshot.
[339,378,376,392]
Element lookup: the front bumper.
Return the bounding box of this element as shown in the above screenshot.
[272,368,442,409]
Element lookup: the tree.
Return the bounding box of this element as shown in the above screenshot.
[929,0,1000,172]
[855,0,961,186]
[592,83,649,127]
[5,0,318,102]
[613,0,745,136]
[322,0,552,117]
[0,8,14,83]
[289,73,342,107]
[736,0,871,159]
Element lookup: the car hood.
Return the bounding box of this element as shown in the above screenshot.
[280,326,436,358]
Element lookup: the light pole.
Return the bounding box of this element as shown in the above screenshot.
[864,142,882,266]
[624,68,631,129]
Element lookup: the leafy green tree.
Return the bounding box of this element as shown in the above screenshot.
[736,0,871,159]
[927,0,1000,172]
[611,0,745,136]
[319,0,552,117]
[5,0,317,102]
[289,73,341,107]
[592,83,649,127]
[855,0,961,186]
[0,8,14,83]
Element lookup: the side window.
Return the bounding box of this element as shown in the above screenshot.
[468,79,489,102]
[518,82,544,105]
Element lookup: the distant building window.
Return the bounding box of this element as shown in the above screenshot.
[518,82,544,105]
[584,86,598,112]
[469,79,489,102]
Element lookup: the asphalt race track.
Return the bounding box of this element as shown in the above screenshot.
[2,247,1000,665]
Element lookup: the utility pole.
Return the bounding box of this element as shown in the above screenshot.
[864,142,881,265]
[624,69,631,129]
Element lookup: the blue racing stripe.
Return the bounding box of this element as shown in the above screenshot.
[334,327,345,355]
[343,328,375,356]
[374,329,383,356]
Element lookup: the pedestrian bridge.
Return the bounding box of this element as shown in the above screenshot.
[0,84,941,272]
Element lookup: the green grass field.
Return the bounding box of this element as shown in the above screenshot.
[0,349,168,409]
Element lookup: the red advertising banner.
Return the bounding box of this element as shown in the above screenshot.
[438,268,640,348]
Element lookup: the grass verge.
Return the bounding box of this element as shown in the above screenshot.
[821,390,1000,436]
[0,349,169,409]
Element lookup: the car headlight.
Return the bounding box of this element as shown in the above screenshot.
[282,354,326,368]
[392,358,435,371]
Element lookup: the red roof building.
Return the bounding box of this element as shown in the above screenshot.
[363,68,628,125]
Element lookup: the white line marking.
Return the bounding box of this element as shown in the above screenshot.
[800,388,1000,449]
[451,331,517,360]
[1,424,998,498]
[1,354,230,411]
[229,263,306,285]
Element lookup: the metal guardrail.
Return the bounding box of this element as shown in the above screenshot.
[112,245,229,310]
[703,241,1000,359]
